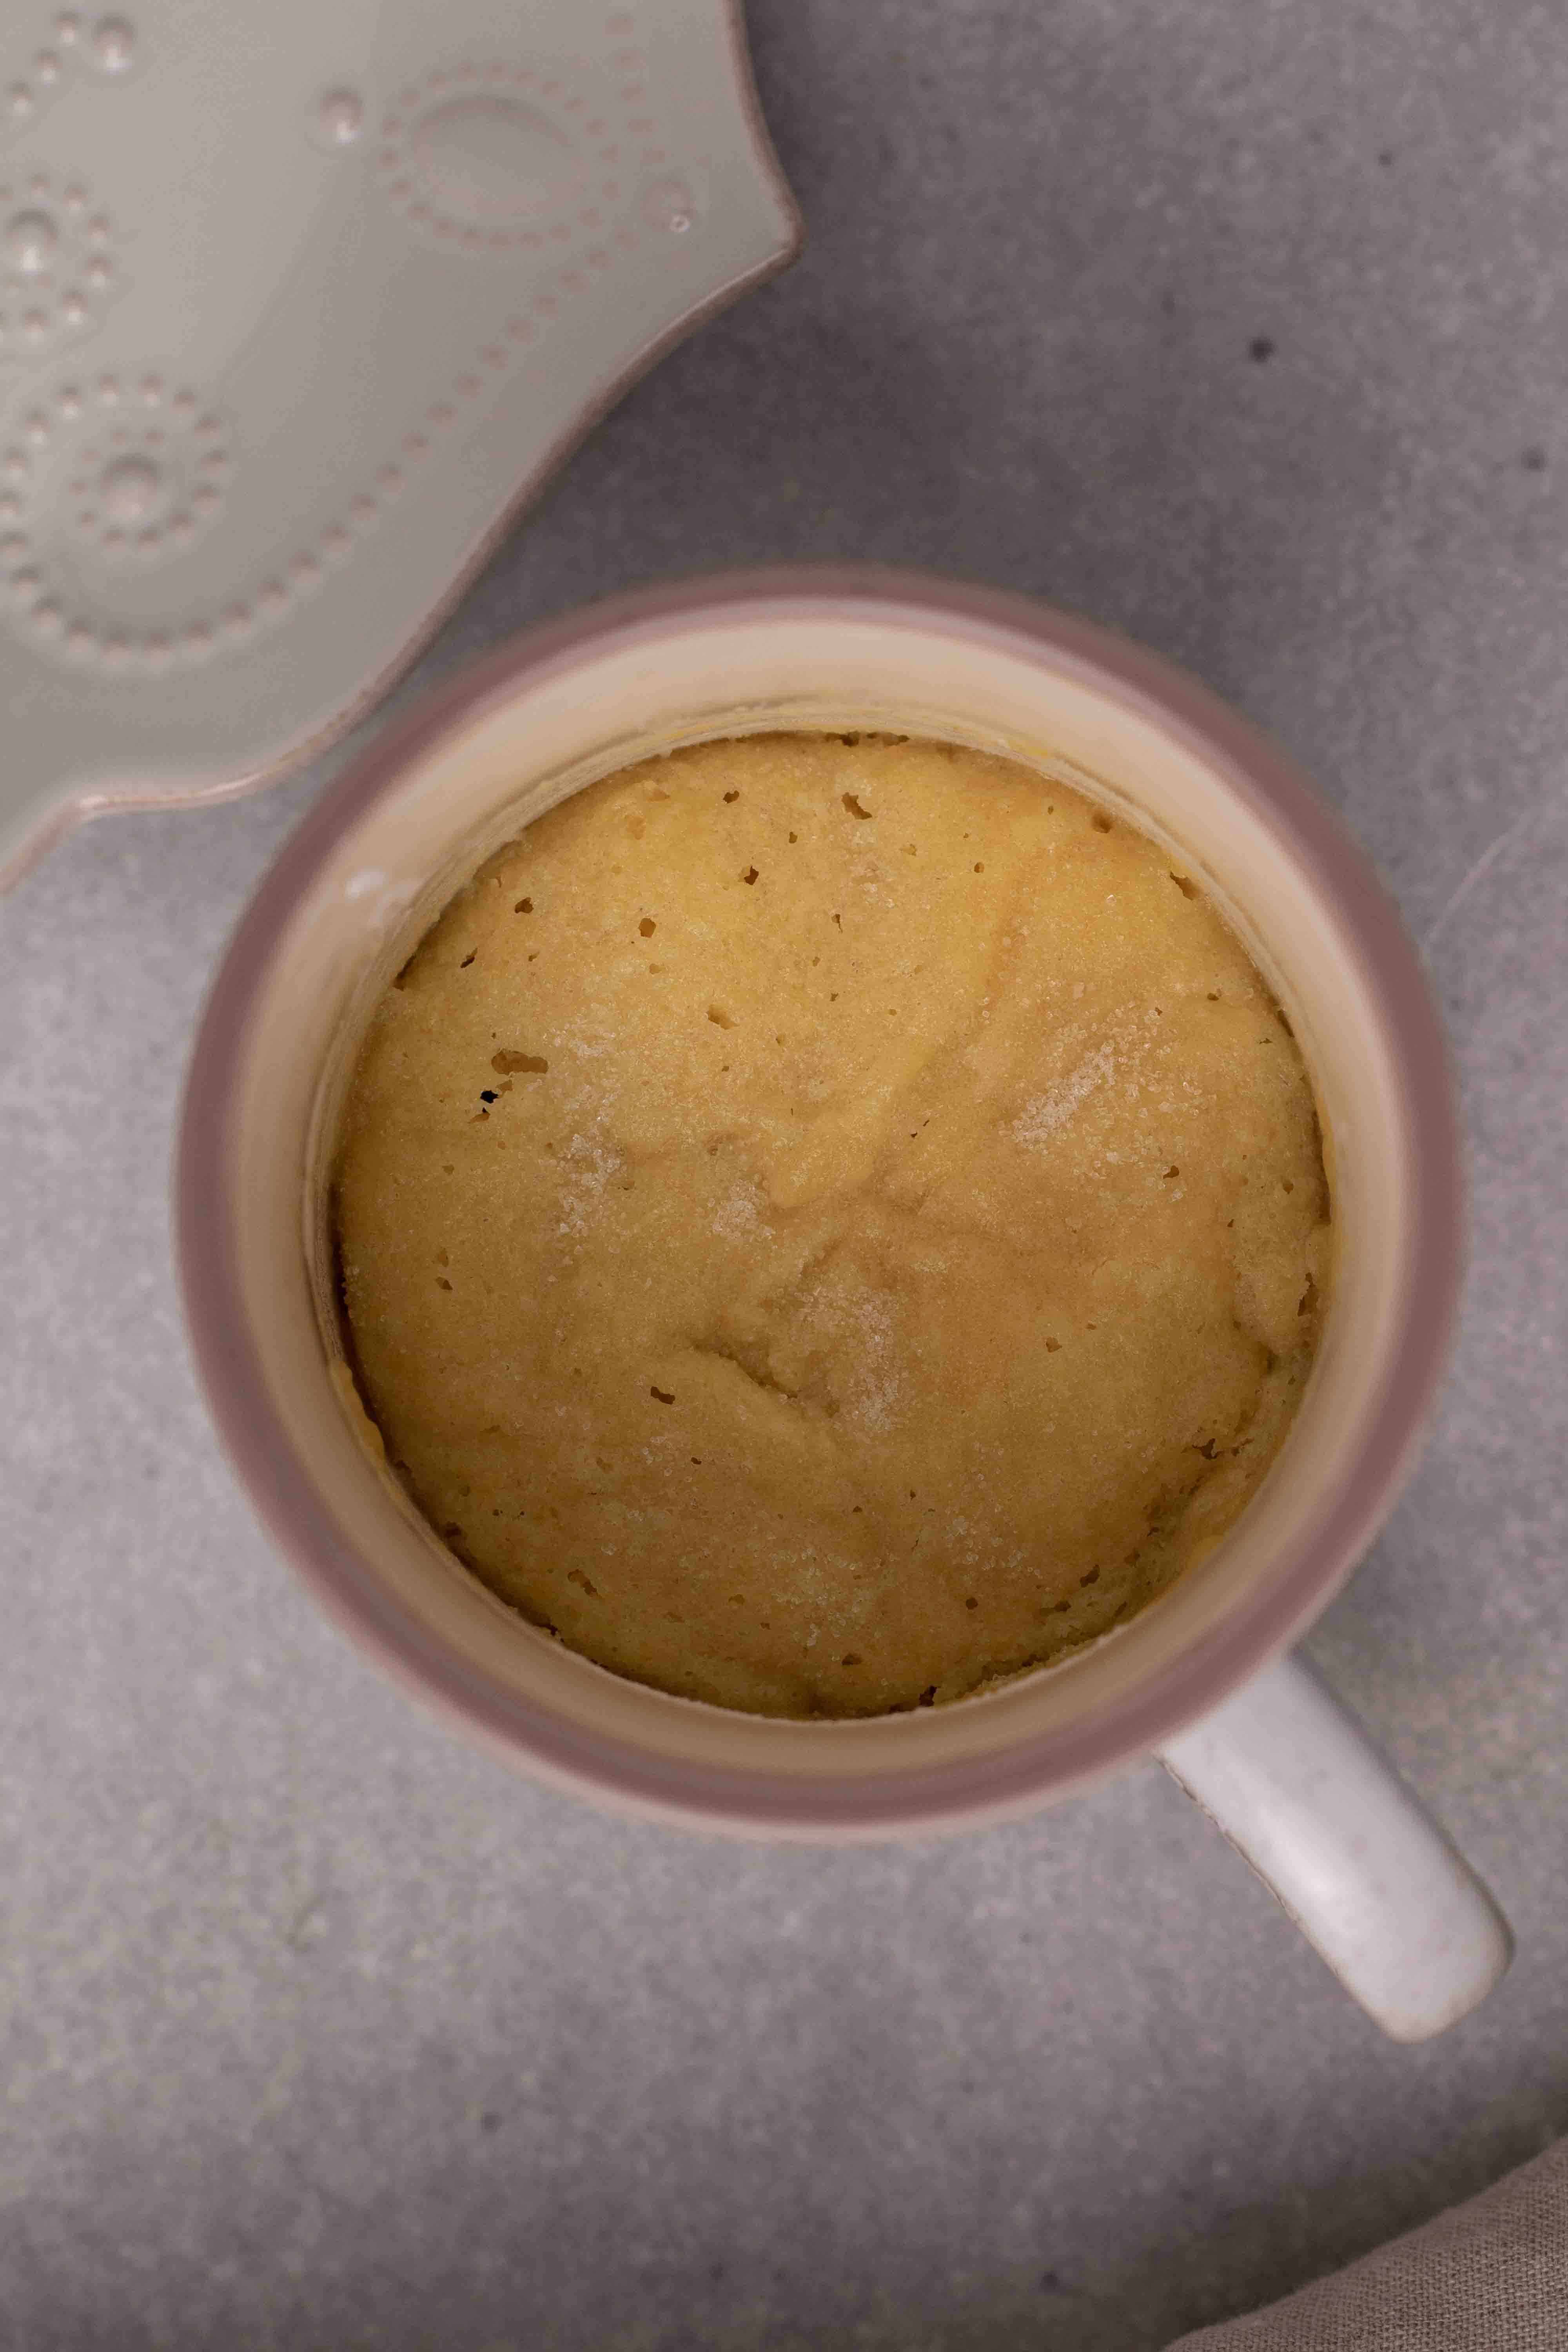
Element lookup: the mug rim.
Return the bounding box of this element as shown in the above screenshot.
[176,562,1463,1836]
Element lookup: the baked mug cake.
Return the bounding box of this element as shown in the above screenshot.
[183,571,1501,2038]
[335,730,1331,1718]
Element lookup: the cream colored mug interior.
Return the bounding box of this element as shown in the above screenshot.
[226,609,1411,1813]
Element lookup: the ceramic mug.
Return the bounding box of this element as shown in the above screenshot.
[178,564,1510,2041]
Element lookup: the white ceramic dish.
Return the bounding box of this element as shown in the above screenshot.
[0,0,800,887]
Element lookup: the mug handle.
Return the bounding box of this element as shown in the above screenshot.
[1157,1653,1512,2041]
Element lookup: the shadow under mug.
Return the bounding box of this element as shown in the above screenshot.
[178,564,1510,2041]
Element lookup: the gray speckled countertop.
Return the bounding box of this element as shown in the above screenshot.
[2,4,1565,2347]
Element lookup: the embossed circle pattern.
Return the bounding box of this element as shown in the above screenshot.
[0,171,119,364]
[57,389,234,566]
[4,11,143,128]
[0,376,238,663]
[0,9,708,672]
[375,51,660,253]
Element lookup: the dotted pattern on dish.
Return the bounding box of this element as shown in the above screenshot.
[0,8,706,673]
[4,12,139,137]
[0,376,235,665]
[376,24,687,258]
[0,169,121,368]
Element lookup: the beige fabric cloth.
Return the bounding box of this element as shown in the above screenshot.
[1169,2139,1568,2350]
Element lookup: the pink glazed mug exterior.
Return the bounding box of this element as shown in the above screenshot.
[177,566,1508,2039]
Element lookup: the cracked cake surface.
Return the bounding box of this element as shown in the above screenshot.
[334,732,1331,1717]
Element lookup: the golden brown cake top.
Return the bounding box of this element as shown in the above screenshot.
[336,733,1330,1717]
